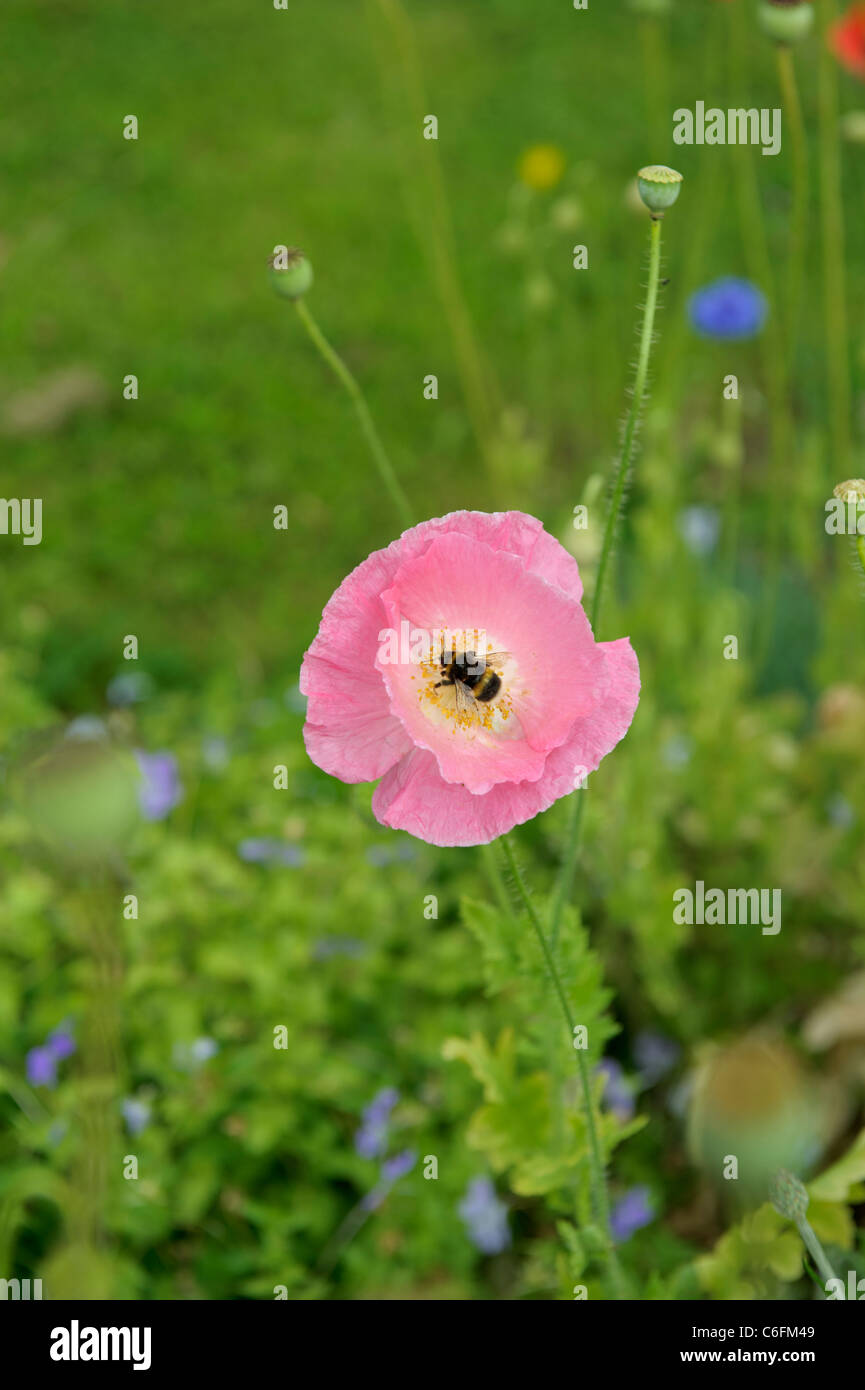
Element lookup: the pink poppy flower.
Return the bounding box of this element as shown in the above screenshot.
[300,511,640,847]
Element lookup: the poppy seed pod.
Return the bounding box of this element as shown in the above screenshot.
[758,0,814,44]
[636,164,683,216]
[833,478,865,504]
[269,247,314,300]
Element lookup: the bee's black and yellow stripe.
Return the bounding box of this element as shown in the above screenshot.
[437,652,502,704]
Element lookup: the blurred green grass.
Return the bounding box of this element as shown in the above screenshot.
[6,0,859,703]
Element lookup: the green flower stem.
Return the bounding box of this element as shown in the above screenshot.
[549,792,586,952]
[722,387,745,588]
[550,214,664,948]
[638,17,668,155]
[294,299,414,532]
[728,0,793,666]
[479,841,516,920]
[369,0,500,462]
[500,835,626,1299]
[817,0,851,473]
[796,1215,839,1289]
[776,43,808,353]
[856,535,865,579]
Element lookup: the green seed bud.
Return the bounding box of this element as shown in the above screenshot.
[269,247,314,300]
[758,0,814,45]
[636,165,683,217]
[769,1168,809,1223]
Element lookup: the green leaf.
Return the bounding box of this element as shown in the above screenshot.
[810,1127,865,1204]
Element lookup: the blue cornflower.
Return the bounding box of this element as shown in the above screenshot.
[596,1058,635,1121]
[134,750,183,821]
[634,1031,681,1087]
[458,1176,511,1254]
[610,1186,654,1243]
[689,277,767,340]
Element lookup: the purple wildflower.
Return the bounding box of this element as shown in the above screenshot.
[354,1087,399,1159]
[365,843,418,868]
[237,838,304,868]
[597,1058,636,1121]
[135,750,183,821]
[677,506,720,557]
[46,1024,76,1061]
[65,715,107,742]
[610,1186,654,1243]
[381,1148,416,1182]
[458,1176,511,1255]
[312,937,366,960]
[202,735,230,771]
[27,1046,58,1088]
[26,1020,77,1088]
[121,1097,152,1136]
[108,672,154,706]
[362,1149,416,1211]
[173,1037,218,1070]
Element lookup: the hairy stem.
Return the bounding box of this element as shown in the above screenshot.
[295,299,414,531]
[797,1215,839,1289]
[500,835,625,1298]
[776,44,808,355]
[550,215,664,948]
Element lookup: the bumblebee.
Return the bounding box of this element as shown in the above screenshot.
[434,649,509,716]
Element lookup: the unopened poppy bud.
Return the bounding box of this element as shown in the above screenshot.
[758,0,814,44]
[769,1169,809,1224]
[636,165,683,216]
[269,246,314,300]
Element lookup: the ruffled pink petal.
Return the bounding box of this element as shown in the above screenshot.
[376,532,602,794]
[373,637,640,846]
[300,541,412,782]
[398,510,584,601]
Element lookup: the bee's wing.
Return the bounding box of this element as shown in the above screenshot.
[480,651,511,670]
[453,679,479,719]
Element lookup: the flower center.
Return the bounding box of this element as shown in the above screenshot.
[409,630,517,737]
